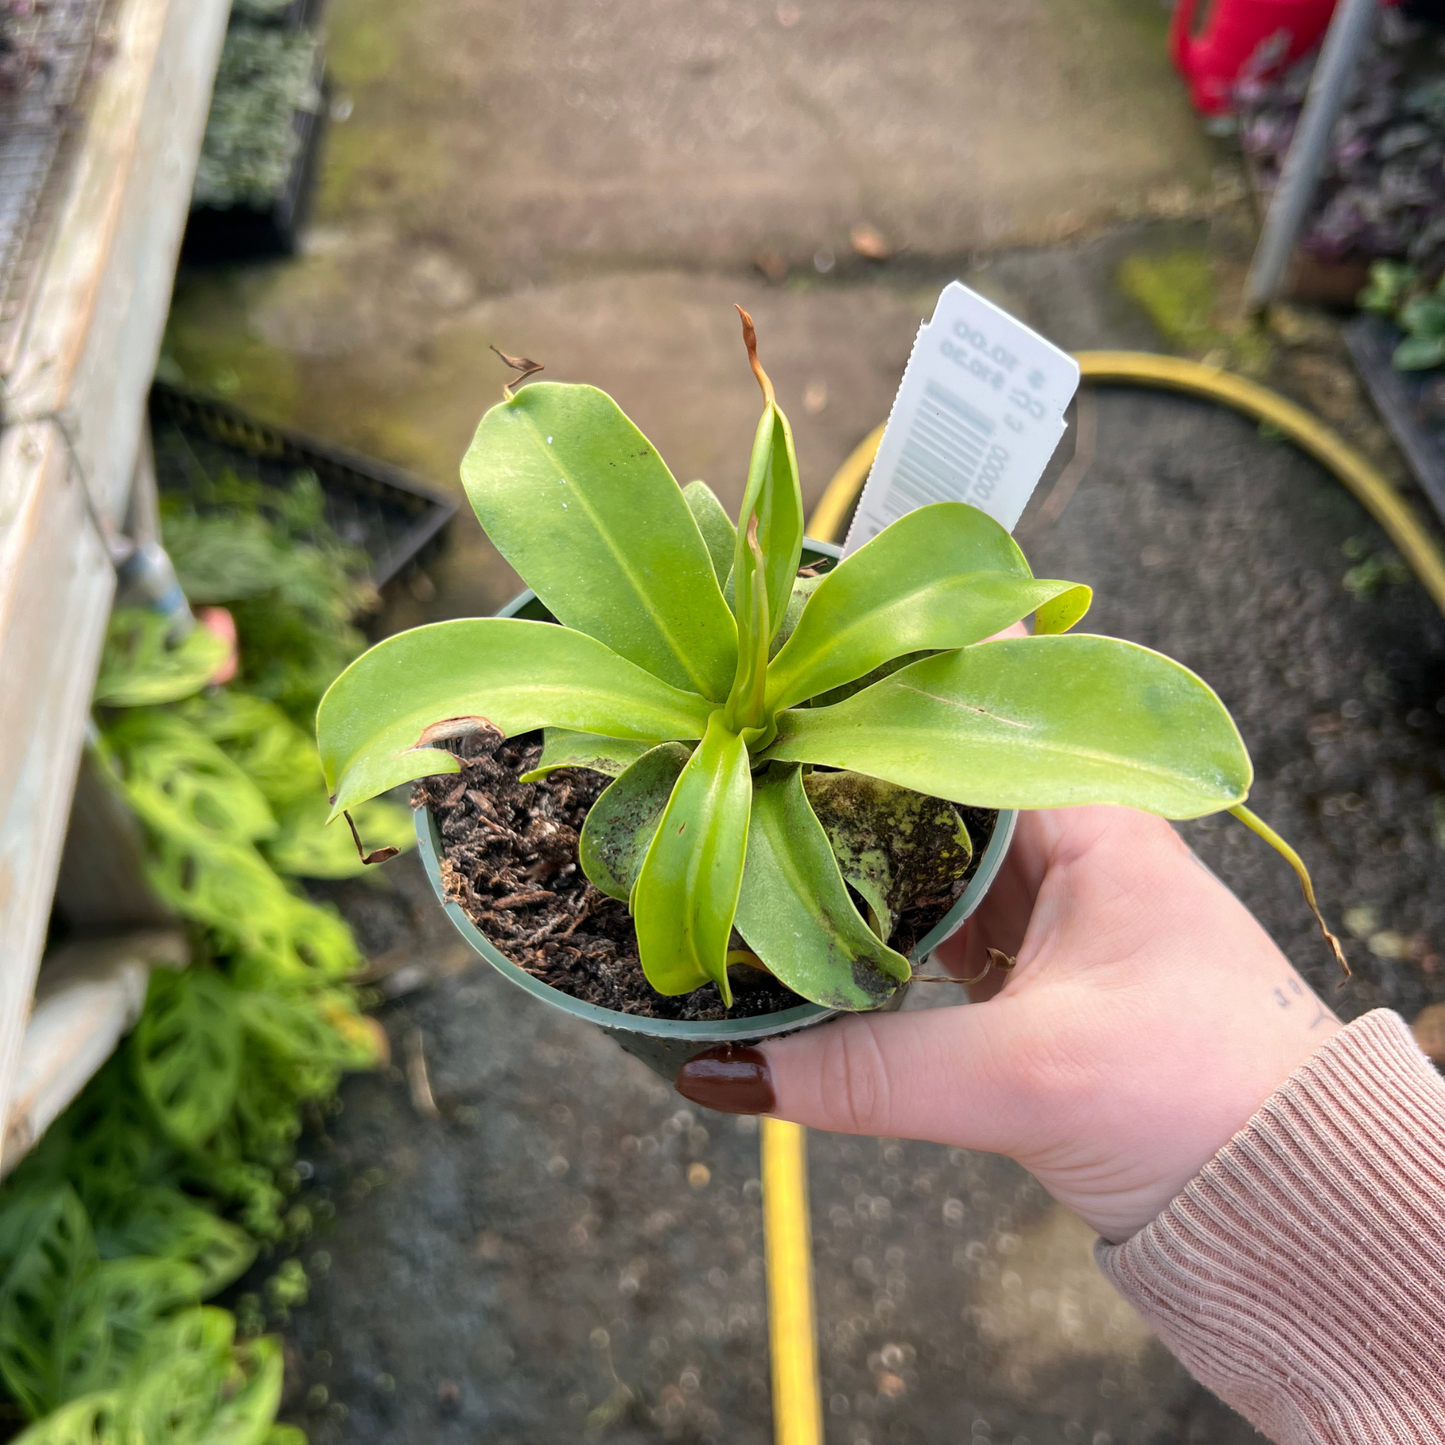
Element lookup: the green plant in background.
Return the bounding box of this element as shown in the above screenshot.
[1341,534,1412,600]
[1359,258,1445,371]
[193,24,321,210]
[156,461,373,722]
[0,468,408,1443]
[94,613,230,709]
[320,311,1345,1012]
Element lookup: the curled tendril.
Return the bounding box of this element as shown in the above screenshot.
[911,947,1016,986]
[491,345,545,399]
[344,809,400,866]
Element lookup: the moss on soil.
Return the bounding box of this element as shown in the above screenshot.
[162,272,302,426]
[1117,248,1274,373]
[317,0,447,220]
[1118,249,1219,352]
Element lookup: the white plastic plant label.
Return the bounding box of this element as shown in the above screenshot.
[842,282,1080,553]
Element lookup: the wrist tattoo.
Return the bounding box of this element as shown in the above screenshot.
[1272,972,1332,1028]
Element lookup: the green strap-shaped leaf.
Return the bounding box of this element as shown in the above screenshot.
[806,649,936,710]
[578,743,691,899]
[735,766,910,1010]
[132,970,243,1151]
[724,523,771,732]
[682,480,736,585]
[767,635,1253,819]
[732,313,804,643]
[317,618,714,815]
[803,770,973,942]
[734,401,803,644]
[769,574,824,659]
[1035,585,1092,636]
[633,712,752,1001]
[462,383,737,699]
[518,728,655,783]
[765,503,1091,711]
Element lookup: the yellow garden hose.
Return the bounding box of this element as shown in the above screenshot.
[808,422,884,550]
[763,347,1445,1445]
[761,1118,824,1445]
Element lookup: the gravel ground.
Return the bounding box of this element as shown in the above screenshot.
[245,241,1445,1445]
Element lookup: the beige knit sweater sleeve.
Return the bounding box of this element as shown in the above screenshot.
[1096,1010,1445,1445]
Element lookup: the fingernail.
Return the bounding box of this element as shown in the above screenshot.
[674,1044,775,1115]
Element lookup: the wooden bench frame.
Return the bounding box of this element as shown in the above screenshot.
[0,0,231,1171]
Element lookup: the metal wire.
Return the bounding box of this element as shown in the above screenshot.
[0,0,109,354]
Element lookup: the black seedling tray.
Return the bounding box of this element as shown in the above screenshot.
[149,383,457,588]
[1344,313,1445,527]
[182,63,328,263]
[232,0,328,31]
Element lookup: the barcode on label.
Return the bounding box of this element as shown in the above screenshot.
[884,379,998,519]
[843,283,1079,552]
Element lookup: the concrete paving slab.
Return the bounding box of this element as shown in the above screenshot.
[315,0,1212,287]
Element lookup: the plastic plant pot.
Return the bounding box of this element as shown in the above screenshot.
[414,538,1020,1081]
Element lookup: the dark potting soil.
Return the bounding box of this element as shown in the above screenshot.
[415,727,994,1021]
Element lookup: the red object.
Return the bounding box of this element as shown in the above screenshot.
[1170,0,1341,115]
[198,606,239,686]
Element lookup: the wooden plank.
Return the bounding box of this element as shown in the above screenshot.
[0,0,231,1148]
[1,928,187,1172]
[0,421,115,1148]
[4,0,231,528]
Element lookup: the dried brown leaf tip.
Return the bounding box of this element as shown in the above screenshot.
[344,810,400,867]
[491,345,545,398]
[411,716,495,750]
[986,947,1017,974]
[1229,804,1351,981]
[734,305,775,408]
[912,948,1015,986]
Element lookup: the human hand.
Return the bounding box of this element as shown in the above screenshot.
[675,804,1342,1242]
